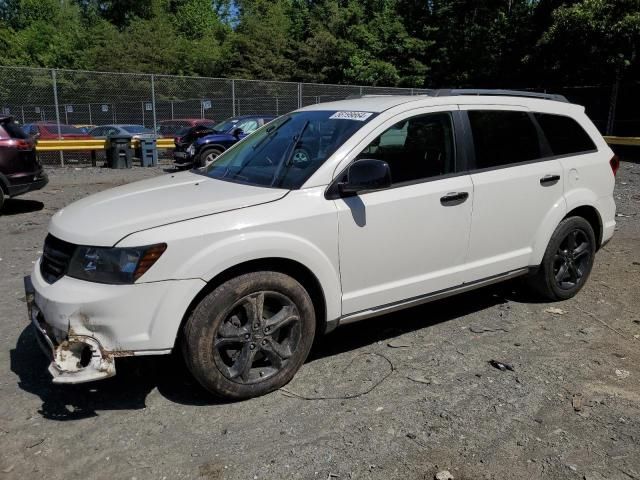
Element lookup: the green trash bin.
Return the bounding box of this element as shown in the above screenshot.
[139,137,158,167]
[105,134,133,169]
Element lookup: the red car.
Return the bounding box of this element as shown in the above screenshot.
[156,118,217,142]
[0,117,48,210]
[22,122,92,139]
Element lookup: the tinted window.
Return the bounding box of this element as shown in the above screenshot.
[468,111,541,169]
[1,121,29,139]
[534,113,596,156]
[356,113,455,184]
[203,110,376,189]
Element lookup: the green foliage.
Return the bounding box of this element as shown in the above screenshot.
[0,0,638,87]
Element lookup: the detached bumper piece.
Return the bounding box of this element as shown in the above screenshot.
[24,276,116,384]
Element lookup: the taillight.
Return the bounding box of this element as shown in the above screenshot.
[0,138,32,150]
[610,154,620,176]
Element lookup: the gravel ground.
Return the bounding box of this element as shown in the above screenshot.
[0,160,639,480]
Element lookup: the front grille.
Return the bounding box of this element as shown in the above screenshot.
[40,234,76,284]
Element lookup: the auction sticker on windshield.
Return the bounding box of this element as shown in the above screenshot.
[329,111,374,121]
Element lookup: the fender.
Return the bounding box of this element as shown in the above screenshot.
[530,187,602,265]
[182,231,342,323]
[530,196,568,265]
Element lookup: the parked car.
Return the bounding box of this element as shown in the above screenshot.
[173,115,276,168]
[74,124,96,134]
[156,119,217,139]
[0,117,47,210]
[23,122,91,139]
[25,91,617,400]
[89,124,155,140]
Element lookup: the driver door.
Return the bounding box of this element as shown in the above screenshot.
[334,107,474,316]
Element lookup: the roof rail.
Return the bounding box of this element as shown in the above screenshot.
[432,89,569,103]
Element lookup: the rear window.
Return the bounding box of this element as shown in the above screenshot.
[534,113,597,156]
[468,110,541,169]
[1,121,29,139]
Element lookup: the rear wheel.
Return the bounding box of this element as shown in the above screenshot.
[0,187,5,211]
[182,271,315,400]
[529,216,596,301]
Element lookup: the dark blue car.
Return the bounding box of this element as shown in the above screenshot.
[173,115,276,168]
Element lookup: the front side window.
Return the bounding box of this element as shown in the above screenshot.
[468,110,541,169]
[236,119,259,133]
[356,112,456,184]
[202,110,376,189]
[534,113,596,156]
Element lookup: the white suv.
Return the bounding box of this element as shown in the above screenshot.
[25,90,618,399]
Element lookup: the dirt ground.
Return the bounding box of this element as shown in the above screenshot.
[1,159,639,480]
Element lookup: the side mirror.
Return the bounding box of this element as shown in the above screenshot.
[338,159,392,196]
[232,127,244,138]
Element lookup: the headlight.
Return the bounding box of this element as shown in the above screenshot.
[186,144,195,155]
[67,243,166,284]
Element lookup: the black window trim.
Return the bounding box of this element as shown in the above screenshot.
[325,110,469,199]
[462,109,599,175]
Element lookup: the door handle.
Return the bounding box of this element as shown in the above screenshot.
[540,174,560,186]
[440,191,469,206]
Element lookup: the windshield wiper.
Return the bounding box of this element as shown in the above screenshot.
[271,120,309,187]
[252,117,291,151]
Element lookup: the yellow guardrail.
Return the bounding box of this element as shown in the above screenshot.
[35,138,176,152]
[34,135,640,155]
[604,136,640,146]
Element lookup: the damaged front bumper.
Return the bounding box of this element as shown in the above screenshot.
[25,276,116,383]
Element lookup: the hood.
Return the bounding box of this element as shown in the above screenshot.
[49,171,288,246]
[196,132,234,145]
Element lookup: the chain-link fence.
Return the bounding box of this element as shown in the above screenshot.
[0,65,637,165]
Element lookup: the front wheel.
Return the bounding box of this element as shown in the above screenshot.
[182,272,316,400]
[198,147,223,168]
[528,216,596,301]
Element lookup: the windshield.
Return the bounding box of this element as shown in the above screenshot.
[123,125,153,134]
[212,118,240,133]
[201,110,377,189]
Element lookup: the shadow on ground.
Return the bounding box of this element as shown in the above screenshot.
[11,280,534,419]
[1,199,44,215]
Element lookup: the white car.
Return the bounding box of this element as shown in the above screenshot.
[25,90,618,399]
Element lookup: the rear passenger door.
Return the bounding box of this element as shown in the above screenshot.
[461,106,566,281]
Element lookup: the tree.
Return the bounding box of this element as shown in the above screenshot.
[538,0,640,133]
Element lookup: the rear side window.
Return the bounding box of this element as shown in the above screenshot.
[468,110,541,169]
[534,113,596,156]
[1,121,29,139]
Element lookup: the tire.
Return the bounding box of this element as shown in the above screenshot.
[0,187,5,212]
[528,216,596,301]
[197,147,223,168]
[182,271,316,400]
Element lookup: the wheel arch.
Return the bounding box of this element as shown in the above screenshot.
[174,257,329,350]
[198,143,226,155]
[564,204,603,249]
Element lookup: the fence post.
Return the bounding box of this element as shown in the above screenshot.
[298,83,302,108]
[51,69,64,166]
[232,80,236,116]
[151,74,157,135]
[88,103,92,125]
[606,79,620,136]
